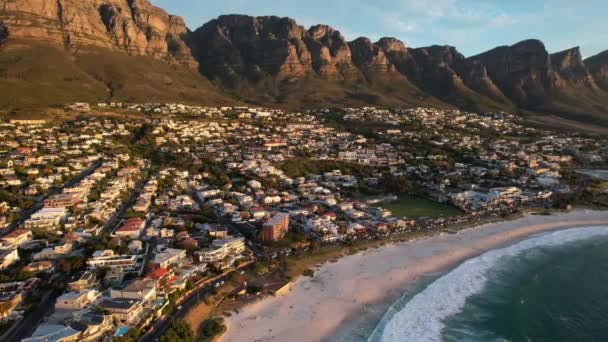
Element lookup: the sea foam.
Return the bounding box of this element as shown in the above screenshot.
[371,226,608,342]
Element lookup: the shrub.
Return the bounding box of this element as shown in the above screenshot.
[302,269,315,277]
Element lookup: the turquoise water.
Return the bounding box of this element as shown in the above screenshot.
[114,326,131,337]
[370,226,608,342]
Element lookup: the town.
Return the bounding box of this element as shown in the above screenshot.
[0,103,606,341]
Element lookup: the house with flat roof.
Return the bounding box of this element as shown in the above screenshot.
[110,279,156,304]
[68,271,98,291]
[0,292,22,318]
[32,242,73,260]
[0,248,19,270]
[67,313,114,342]
[23,260,55,273]
[23,207,68,230]
[153,248,186,268]
[44,193,82,208]
[55,289,100,311]
[101,299,144,326]
[86,250,137,271]
[196,236,246,264]
[9,119,48,125]
[1,229,32,247]
[22,324,81,342]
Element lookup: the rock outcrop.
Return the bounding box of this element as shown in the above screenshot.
[0,0,196,67]
[551,47,599,89]
[376,37,416,77]
[585,50,608,91]
[187,15,315,83]
[469,39,556,106]
[306,24,360,80]
[1,3,608,127]
[348,37,397,79]
[375,41,508,106]
[188,15,369,84]
[455,59,510,103]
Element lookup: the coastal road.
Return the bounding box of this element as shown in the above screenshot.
[141,285,214,342]
[140,261,254,342]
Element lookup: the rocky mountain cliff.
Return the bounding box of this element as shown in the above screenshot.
[187,15,313,84]
[586,51,608,92]
[307,24,361,80]
[0,0,196,67]
[469,39,558,107]
[186,15,437,108]
[1,4,608,128]
[551,47,599,89]
[186,15,509,111]
[468,41,608,125]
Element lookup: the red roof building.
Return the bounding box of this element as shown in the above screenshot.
[115,218,145,238]
[16,147,32,155]
[321,212,337,221]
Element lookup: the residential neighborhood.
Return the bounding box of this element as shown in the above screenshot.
[0,104,606,341]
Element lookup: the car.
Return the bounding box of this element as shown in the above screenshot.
[177,305,182,310]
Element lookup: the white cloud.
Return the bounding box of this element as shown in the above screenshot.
[388,0,517,29]
[384,16,419,34]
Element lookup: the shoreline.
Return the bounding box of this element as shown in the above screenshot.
[220,209,608,342]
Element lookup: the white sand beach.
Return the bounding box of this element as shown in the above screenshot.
[221,210,608,342]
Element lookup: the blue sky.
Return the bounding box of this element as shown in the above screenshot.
[152,0,607,58]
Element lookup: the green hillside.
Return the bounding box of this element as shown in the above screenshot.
[0,41,236,111]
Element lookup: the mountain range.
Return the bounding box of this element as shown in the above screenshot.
[1,0,608,128]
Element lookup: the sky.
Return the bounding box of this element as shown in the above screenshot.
[151,0,607,58]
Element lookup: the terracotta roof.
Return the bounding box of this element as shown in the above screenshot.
[116,218,144,232]
[146,267,170,280]
[3,229,31,239]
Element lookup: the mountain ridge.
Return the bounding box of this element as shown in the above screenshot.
[1,4,608,127]
[0,0,197,67]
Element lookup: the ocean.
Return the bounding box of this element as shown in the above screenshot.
[369,226,608,342]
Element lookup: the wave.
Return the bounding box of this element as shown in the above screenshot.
[370,225,608,342]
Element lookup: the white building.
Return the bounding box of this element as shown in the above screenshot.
[196,237,246,263]
[86,250,137,271]
[23,207,69,230]
[110,279,156,303]
[22,324,81,342]
[0,248,19,270]
[153,248,187,268]
[55,289,100,311]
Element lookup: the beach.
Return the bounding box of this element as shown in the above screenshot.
[220,209,608,342]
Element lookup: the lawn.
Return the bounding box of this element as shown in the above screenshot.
[372,195,462,219]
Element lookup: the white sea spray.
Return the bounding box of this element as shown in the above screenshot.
[371,226,608,342]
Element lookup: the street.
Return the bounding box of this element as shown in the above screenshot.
[140,261,253,342]
[2,159,102,236]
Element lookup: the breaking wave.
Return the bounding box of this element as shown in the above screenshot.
[369,225,608,342]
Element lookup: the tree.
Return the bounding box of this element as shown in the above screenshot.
[302,269,315,277]
[159,320,196,342]
[380,175,413,194]
[124,209,143,219]
[58,256,86,274]
[114,328,141,342]
[94,266,110,280]
[201,317,227,339]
